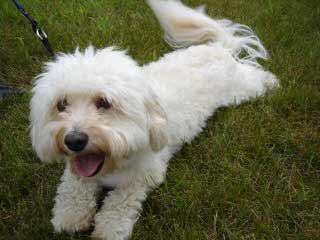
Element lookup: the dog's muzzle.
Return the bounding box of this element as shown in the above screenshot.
[64,131,106,177]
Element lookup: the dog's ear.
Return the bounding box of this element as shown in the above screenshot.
[30,81,61,163]
[145,97,168,152]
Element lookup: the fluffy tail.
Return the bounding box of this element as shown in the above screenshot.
[148,0,268,66]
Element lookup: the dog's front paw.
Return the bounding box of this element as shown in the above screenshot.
[91,213,133,240]
[51,207,96,234]
[91,226,129,240]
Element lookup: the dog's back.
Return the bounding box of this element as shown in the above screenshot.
[144,0,278,145]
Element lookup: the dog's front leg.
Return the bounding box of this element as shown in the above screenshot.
[51,165,99,234]
[91,180,149,240]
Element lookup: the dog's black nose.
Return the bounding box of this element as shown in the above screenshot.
[64,131,88,152]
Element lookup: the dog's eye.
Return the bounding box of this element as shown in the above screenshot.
[57,99,68,112]
[96,98,111,110]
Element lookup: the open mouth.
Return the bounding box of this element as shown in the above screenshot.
[74,153,105,177]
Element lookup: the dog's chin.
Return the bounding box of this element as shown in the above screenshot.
[72,153,106,177]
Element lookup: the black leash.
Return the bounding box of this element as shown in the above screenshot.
[1,0,55,99]
[0,84,24,99]
[12,0,55,58]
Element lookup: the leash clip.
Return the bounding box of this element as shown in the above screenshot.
[36,28,47,41]
[13,0,55,57]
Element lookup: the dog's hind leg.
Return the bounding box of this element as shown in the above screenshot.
[51,165,99,234]
[226,63,279,106]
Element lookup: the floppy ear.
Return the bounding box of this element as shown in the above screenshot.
[145,98,168,152]
[30,74,62,163]
[30,101,60,163]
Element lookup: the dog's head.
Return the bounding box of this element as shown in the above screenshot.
[30,46,168,177]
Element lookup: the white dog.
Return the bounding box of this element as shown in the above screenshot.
[30,0,278,239]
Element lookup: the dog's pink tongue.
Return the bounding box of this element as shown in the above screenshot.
[74,154,104,177]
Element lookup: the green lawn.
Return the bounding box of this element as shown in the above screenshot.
[0,0,319,239]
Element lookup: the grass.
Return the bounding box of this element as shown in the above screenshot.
[0,0,319,239]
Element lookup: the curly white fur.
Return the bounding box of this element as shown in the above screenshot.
[30,1,278,239]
